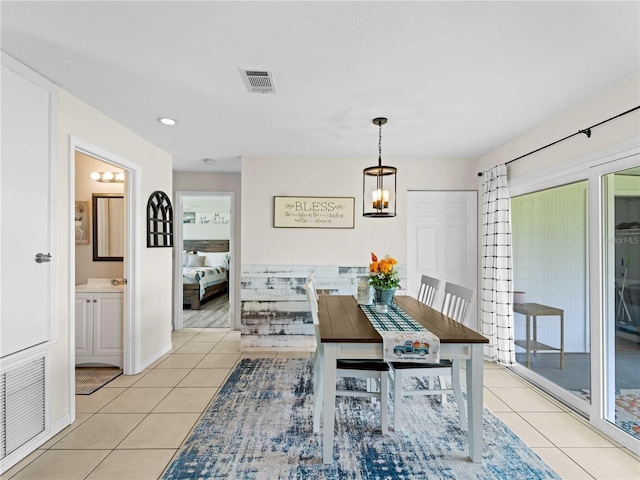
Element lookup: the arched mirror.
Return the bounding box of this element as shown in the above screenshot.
[92,193,124,261]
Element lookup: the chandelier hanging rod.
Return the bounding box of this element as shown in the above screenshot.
[374,117,387,165]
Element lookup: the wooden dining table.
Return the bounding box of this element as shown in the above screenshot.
[317,295,489,464]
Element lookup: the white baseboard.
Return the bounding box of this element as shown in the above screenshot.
[138,342,172,372]
[0,412,71,475]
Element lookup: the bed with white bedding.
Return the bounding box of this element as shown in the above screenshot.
[182,240,230,310]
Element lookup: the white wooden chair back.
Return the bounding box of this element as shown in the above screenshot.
[307,274,319,302]
[307,275,319,312]
[306,279,319,325]
[441,282,475,324]
[306,279,323,360]
[417,275,441,308]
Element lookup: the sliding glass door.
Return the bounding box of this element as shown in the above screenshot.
[511,181,590,403]
[510,151,640,451]
[601,165,640,442]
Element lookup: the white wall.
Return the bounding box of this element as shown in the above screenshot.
[75,152,124,284]
[241,156,478,267]
[51,90,173,427]
[240,155,477,348]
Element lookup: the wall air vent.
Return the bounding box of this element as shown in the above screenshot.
[239,68,277,94]
[1,355,46,460]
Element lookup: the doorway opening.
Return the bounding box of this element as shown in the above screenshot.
[75,152,125,286]
[70,137,141,381]
[174,192,234,331]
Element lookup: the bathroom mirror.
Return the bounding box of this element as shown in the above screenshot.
[92,193,124,261]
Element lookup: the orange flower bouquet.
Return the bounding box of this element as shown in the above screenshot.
[369,252,400,290]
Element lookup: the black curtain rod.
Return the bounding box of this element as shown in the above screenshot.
[477,105,640,176]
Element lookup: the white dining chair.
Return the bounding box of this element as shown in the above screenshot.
[415,274,446,400]
[306,280,389,434]
[307,274,319,310]
[389,282,475,431]
[441,282,475,326]
[416,274,441,308]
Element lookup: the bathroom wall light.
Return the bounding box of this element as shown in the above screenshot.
[91,171,125,183]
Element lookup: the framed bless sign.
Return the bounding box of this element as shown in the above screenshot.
[273,196,355,229]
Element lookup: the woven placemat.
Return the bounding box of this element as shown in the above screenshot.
[75,367,122,395]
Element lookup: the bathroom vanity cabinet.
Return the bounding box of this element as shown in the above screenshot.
[75,284,123,367]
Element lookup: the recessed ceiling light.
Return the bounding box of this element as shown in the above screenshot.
[157,117,177,126]
[203,158,216,166]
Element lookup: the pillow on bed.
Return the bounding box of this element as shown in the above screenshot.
[182,252,189,267]
[197,251,229,269]
[186,254,205,267]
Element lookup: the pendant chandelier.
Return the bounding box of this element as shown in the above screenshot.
[363,117,397,217]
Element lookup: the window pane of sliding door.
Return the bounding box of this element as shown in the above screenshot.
[603,167,640,440]
[511,181,590,399]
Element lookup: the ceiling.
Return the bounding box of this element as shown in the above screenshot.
[2,1,638,173]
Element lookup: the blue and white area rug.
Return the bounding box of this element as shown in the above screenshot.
[163,358,559,479]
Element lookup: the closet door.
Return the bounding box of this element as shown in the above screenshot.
[407,191,478,328]
[1,55,57,356]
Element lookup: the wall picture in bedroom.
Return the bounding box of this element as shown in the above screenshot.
[197,212,231,224]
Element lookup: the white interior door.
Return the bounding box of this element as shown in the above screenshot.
[1,59,55,356]
[407,191,478,328]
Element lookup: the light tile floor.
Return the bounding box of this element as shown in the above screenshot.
[3,327,639,480]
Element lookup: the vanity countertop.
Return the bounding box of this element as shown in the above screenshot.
[76,278,124,292]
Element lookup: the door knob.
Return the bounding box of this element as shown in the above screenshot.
[35,252,52,263]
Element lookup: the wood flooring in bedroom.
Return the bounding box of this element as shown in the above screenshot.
[182,293,229,328]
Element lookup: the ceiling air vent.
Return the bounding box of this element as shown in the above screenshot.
[239,68,277,94]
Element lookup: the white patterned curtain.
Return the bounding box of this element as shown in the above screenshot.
[480,164,516,365]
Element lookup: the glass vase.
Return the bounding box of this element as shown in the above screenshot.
[374,287,395,313]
